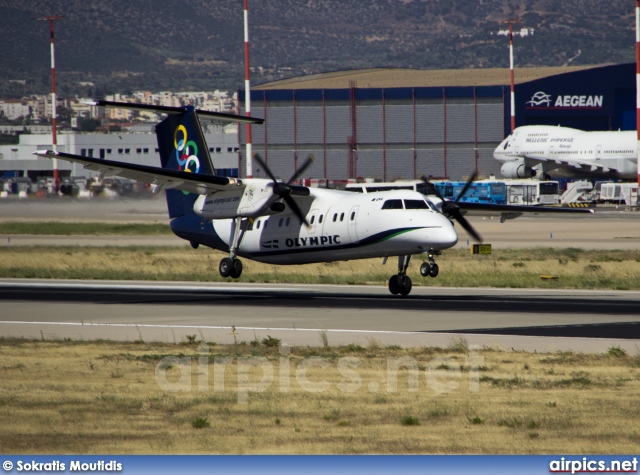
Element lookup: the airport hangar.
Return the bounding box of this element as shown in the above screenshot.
[236,63,635,182]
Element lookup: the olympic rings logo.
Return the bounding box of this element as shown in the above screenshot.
[173,125,201,174]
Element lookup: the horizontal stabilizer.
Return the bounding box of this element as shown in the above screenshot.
[82,100,264,125]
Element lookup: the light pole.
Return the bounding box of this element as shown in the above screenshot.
[39,15,64,192]
[500,19,522,133]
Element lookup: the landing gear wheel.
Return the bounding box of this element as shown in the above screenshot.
[230,259,243,279]
[429,263,439,278]
[399,276,412,296]
[388,275,400,295]
[219,258,233,278]
[420,262,430,277]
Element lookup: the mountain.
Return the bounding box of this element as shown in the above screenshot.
[0,0,635,98]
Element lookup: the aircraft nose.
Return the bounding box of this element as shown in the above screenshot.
[434,215,458,249]
[494,136,511,162]
[440,222,458,248]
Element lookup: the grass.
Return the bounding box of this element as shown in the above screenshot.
[0,338,639,454]
[0,245,639,289]
[0,222,171,236]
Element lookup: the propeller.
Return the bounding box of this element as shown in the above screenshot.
[253,153,315,227]
[420,171,483,243]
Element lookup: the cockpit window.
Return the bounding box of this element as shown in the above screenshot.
[381,199,403,210]
[404,199,428,210]
[424,198,439,212]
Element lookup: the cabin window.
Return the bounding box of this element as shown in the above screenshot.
[278,218,283,227]
[381,199,403,210]
[404,199,428,209]
[350,212,356,221]
[256,220,261,230]
[333,213,337,222]
[319,215,323,224]
[286,217,290,226]
[310,215,315,225]
[264,219,269,229]
[340,213,344,222]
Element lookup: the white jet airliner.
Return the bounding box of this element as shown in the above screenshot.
[494,125,637,180]
[34,101,592,296]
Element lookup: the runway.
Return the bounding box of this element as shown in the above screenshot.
[1,279,638,354]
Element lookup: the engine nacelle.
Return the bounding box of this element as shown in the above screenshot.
[500,161,537,179]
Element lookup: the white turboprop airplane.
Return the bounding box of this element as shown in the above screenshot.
[34,101,592,296]
[494,125,638,180]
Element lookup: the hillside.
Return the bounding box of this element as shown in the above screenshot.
[0,0,635,97]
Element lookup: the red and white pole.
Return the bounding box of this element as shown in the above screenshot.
[508,22,516,133]
[501,19,521,134]
[244,0,253,178]
[40,15,63,192]
[636,0,640,185]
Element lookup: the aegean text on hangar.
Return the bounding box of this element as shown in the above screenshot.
[237,63,635,182]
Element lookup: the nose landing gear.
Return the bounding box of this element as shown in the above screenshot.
[420,252,439,278]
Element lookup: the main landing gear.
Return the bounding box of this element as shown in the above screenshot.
[219,257,243,279]
[388,255,413,296]
[218,217,246,279]
[387,251,441,296]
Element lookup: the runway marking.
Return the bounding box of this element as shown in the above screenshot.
[0,320,636,343]
[0,320,421,335]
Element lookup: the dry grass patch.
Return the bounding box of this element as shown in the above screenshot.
[0,339,639,454]
[1,246,639,289]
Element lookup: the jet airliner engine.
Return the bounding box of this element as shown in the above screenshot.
[500,160,536,178]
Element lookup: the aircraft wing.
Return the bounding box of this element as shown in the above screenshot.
[33,150,243,194]
[457,202,593,214]
[523,155,611,174]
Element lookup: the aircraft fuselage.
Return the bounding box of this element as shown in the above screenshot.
[494,125,637,180]
[170,188,458,265]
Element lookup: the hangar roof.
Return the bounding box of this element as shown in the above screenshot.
[253,65,607,90]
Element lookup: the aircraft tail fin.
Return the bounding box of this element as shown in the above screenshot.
[154,106,216,219]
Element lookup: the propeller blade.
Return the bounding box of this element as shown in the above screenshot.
[454,170,478,203]
[252,152,311,227]
[252,153,279,183]
[452,211,482,242]
[287,154,315,185]
[420,174,445,202]
[283,195,310,227]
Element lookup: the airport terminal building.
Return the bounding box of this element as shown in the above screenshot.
[0,123,240,180]
[238,63,635,182]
